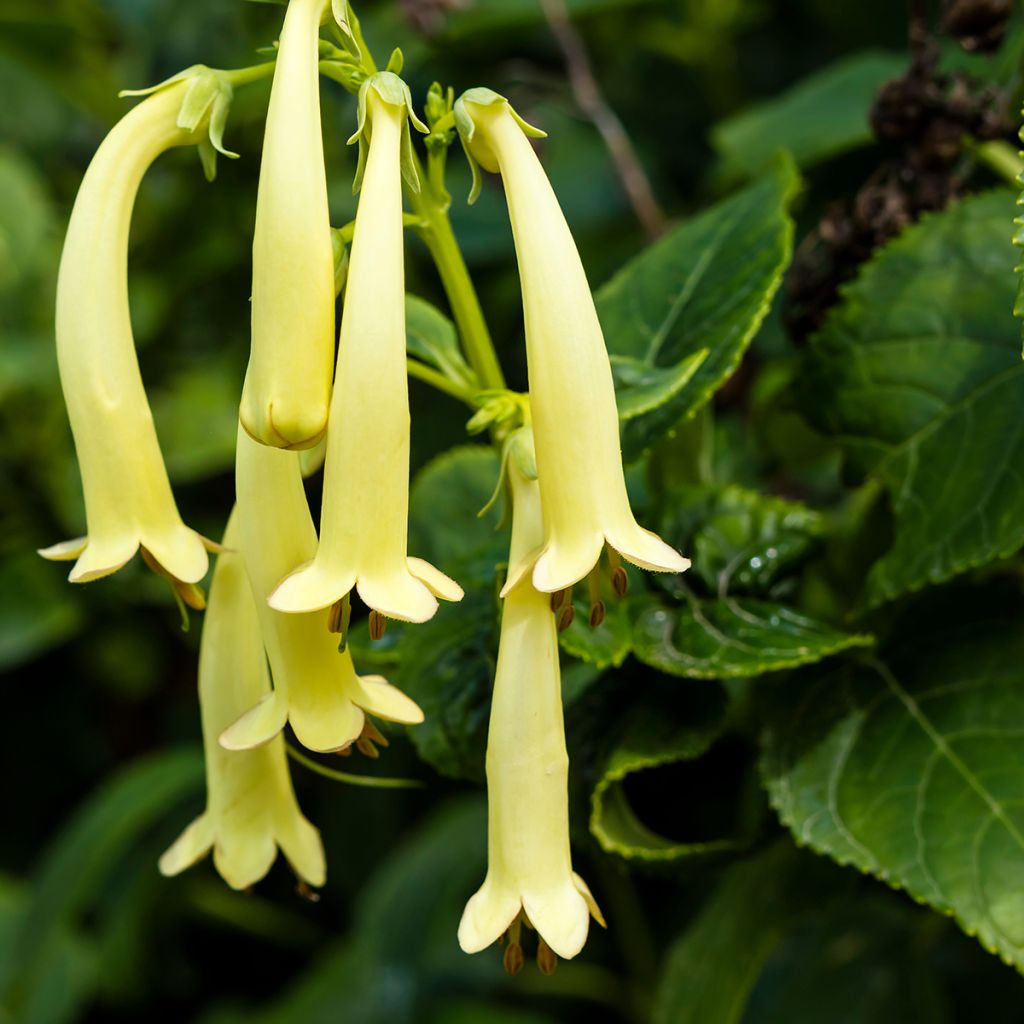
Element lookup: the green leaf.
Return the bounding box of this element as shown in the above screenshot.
[652,843,845,1024]
[590,681,730,861]
[801,190,1024,606]
[0,146,56,290]
[405,295,479,393]
[711,51,905,180]
[597,155,798,461]
[408,445,506,585]
[0,749,204,1011]
[396,591,497,782]
[761,617,1024,973]
[0,550,82,669]
[632,595,872,680]
[659,484,825,598]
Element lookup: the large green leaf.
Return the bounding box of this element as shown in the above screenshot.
[596,156,797,461]
[0,749,203,1012]
[711,51,905,179]
[762,617,1024,972]
[632,595,872,680]
[652,844,843,1024]
[589,681,730,861]
[801,190,1024,606]
[405,295,478,393]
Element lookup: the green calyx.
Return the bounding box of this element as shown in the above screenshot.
[453,87,546,204]
[120,64,250,182]
[348,71,429,194]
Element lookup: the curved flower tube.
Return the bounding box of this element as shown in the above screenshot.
[159,512,326,891]
[270,74,463,623]
[455,90,689,595]
[39,79,222,585]
[240,0,336,450]
[459,434,604,964]
[226,427,423,754]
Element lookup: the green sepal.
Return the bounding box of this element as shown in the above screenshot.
[348,72,428,194]
[321,0,359,57]
[120,65,239,181]
[385,47,404,74]
[453,86,546,204]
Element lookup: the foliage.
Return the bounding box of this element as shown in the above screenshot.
[5,0,1024,1021]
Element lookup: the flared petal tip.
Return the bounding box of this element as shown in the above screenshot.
[457,883,521,954]
[522,883,593,960]
[268,563,345,614]
[608,525,689,576]
[530,534,605,594]
[498,544,543,598]
[408,557,464,603]
[355,674,424,725]
[355,571,439,624]
[158,815,214,878]
[58,536,138,584]
[220,692,288,751]
[142,528,211,585]
[38,537,88,562]
[277,815,327,889]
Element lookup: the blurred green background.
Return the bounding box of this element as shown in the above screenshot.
[3,0,1024,1021]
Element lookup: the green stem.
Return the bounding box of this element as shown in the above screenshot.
[407,358,476,404]
[407,162,507,391]
[224,62,277,89]
[968,138,1024,185]
[286,743,425,789]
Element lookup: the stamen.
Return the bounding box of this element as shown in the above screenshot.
[503,941,524,976]
[612,566,629,597]
[368,609,387,641]
[327,598,345,634]
[354,719,388,759]
[557,603,575,633]
[335,745,353,757]
[295,880,320,903]
[587,567,603,627]
[550,589,568,612]
[536,938,558,976]
[589,601,605,628]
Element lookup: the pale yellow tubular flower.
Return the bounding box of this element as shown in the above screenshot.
[458,435,604,963]
[240,0,335,450]
[454,91,688,596]
[270,74,463,623]
[39,81,214,585]
[159,511,325,891]
[223,427,423,754]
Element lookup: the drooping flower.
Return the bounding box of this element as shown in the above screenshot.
[224,427,423,754]
[459,431,604,968]
[159,511,326,891]
[270,73,463,624]
[239,0,338,450]
[39,73,236,585]
[455,90,688,596]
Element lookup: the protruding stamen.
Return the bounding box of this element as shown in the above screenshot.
[536,938,558,976]
[503,941,524,976]
[557,603,575,633]
[612,565,629,597]
[175,580,207,611]
[587,566,603,627]
[549,589,567,612]
[368,609,387,641]
[335,745,353,758]
[295,880,320,903]
[355,719,388,759]
[589,601,606,628]
[327,598,345,633]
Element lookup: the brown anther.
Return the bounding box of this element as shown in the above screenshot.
[368,610,387,641]
[327,599,345,634]
[549,589,567,612]
[612,566,629,597]
[589,601,606,629]
[536,938,558,976]
[355,736,381,759]
[295,880,320,903]
[503,941,524,976]
[335,745,353,757]
[363,720,389,748]
[557,604,575,633]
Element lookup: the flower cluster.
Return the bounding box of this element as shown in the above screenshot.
[44,0,687,974]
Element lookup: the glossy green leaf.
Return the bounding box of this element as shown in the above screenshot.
[802,190,1024,606]
[653,843,843,1024]
[406,294,479,393]
[711,51,905,179]
[395,591,497,782]
[0,550,82,669]
[632,595,872,680]
[590,681,729,861]
[1,749,203,1013]
[762,618,1024,972]
[597,155,798,461]
[408,445,506,585]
